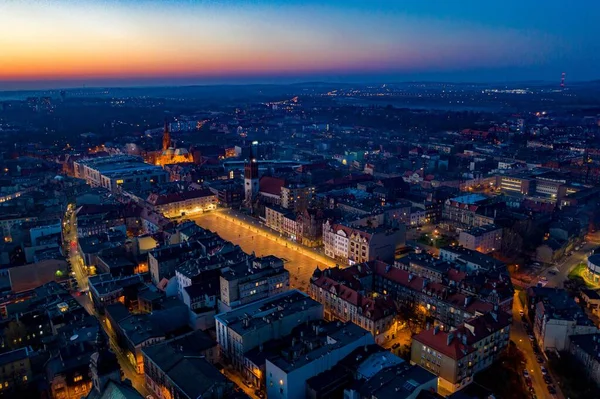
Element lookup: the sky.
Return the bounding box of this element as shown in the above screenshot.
[1,0,599,89]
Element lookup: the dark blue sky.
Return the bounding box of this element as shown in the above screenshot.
[1,0,599,89]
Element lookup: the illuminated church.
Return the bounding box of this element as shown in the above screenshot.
[154,121,194,166]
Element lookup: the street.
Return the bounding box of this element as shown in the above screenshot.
[512,293,556,399]
[65,205,150,397]
[538,232,600,288]
[189,210,337,292]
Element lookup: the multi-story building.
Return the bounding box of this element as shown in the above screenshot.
[147,187,217,218]
[530,287,597,351]
[73,155,168,192]
[265,321,374,399]
[148,240,206,285]
[219,255,289,312]
[458,224,503,254]
[280,182,315,212]
[411,311,511,394]
[442,194,503,228]
[568,333,600,388]
[0,347,33,395]
[142,330,225,399]
[265,205,298,239]
[323,221,405,265]
[296,208,328,247]
[310,267,396,344]
[215,290,323,370]
[438,246,507,273]
[88,273,145,313]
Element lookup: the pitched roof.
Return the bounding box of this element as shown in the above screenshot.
[259,176,285,196]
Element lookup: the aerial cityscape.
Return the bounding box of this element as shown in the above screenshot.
[1,1,600,399]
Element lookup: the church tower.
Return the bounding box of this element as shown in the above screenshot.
[90,328,121,394]
[244,142,259,206]
[162,120,171,151]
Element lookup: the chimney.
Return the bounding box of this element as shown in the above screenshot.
[433,326,440,335]
[447,332,454,346]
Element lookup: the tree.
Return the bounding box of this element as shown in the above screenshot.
[4,320,27,350]
[396,300,425,335]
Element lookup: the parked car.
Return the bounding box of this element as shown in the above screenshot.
[523,370,530,378]
[519,310,524,316]
[528,335,535,341]
[544,375,553,384]
[548,385,557,395]
[536,356,544,364]
[541,366,547,375]
[254,390,265,398]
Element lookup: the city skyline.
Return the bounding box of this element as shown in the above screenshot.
[2,0,600,90]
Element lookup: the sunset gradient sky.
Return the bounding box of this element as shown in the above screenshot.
[1,0,599,89]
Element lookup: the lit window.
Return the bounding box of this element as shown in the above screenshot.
[74,375,83,382]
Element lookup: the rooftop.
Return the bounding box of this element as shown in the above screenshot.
[215,290,322,336]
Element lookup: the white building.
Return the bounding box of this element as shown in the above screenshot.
[458,224,502,254]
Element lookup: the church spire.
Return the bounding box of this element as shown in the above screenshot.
[162,119,171,151]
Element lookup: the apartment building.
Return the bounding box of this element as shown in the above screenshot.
[219,255,289,312]
[322,220,405,265]
[411,311,511,394]
[280,182,315,212]
[442,194,503,228]
[214,290,323,370]
[310,266,396,344]
[265,321,374,399]
[458,224,503,254]
[265,205,298,239]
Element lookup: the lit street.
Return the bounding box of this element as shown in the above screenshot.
[189,210,337,292]
[512,294,557,399]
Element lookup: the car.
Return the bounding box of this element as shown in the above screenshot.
[528,386,535,393]
[519,310,524,316]
[531,394,537,399]
[254,390,265,398]
[544,375,553,384]
[547,385,557,395]
[536,356,544,364]
[528,335,535,341]
[525,378,533,387]
[523,370,530,378]
[540,366,547,375]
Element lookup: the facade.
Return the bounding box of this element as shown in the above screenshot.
[533,290,597,351]
[458,224,502,254]
[310,268,396,344]
[88,274,145,313]
[0,347,33,395]
[568,334,600,388]
[323,221,405,265]
[73,155,168,192]
[442,194,502,228]
[410,311,511,394]
[265,322,374,399]
[244,145,259,206]
[265,205,298,239]
[219,255,289,312]
[147,188,217,218]
[280,183,315,212]
[214,290,323,370]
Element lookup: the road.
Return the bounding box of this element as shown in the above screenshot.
[64,204,149,397]
[538,232,600,288]
[188,210,337,293]
[512,293,555,399]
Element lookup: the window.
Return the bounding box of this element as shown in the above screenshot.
[74,375,83,382]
